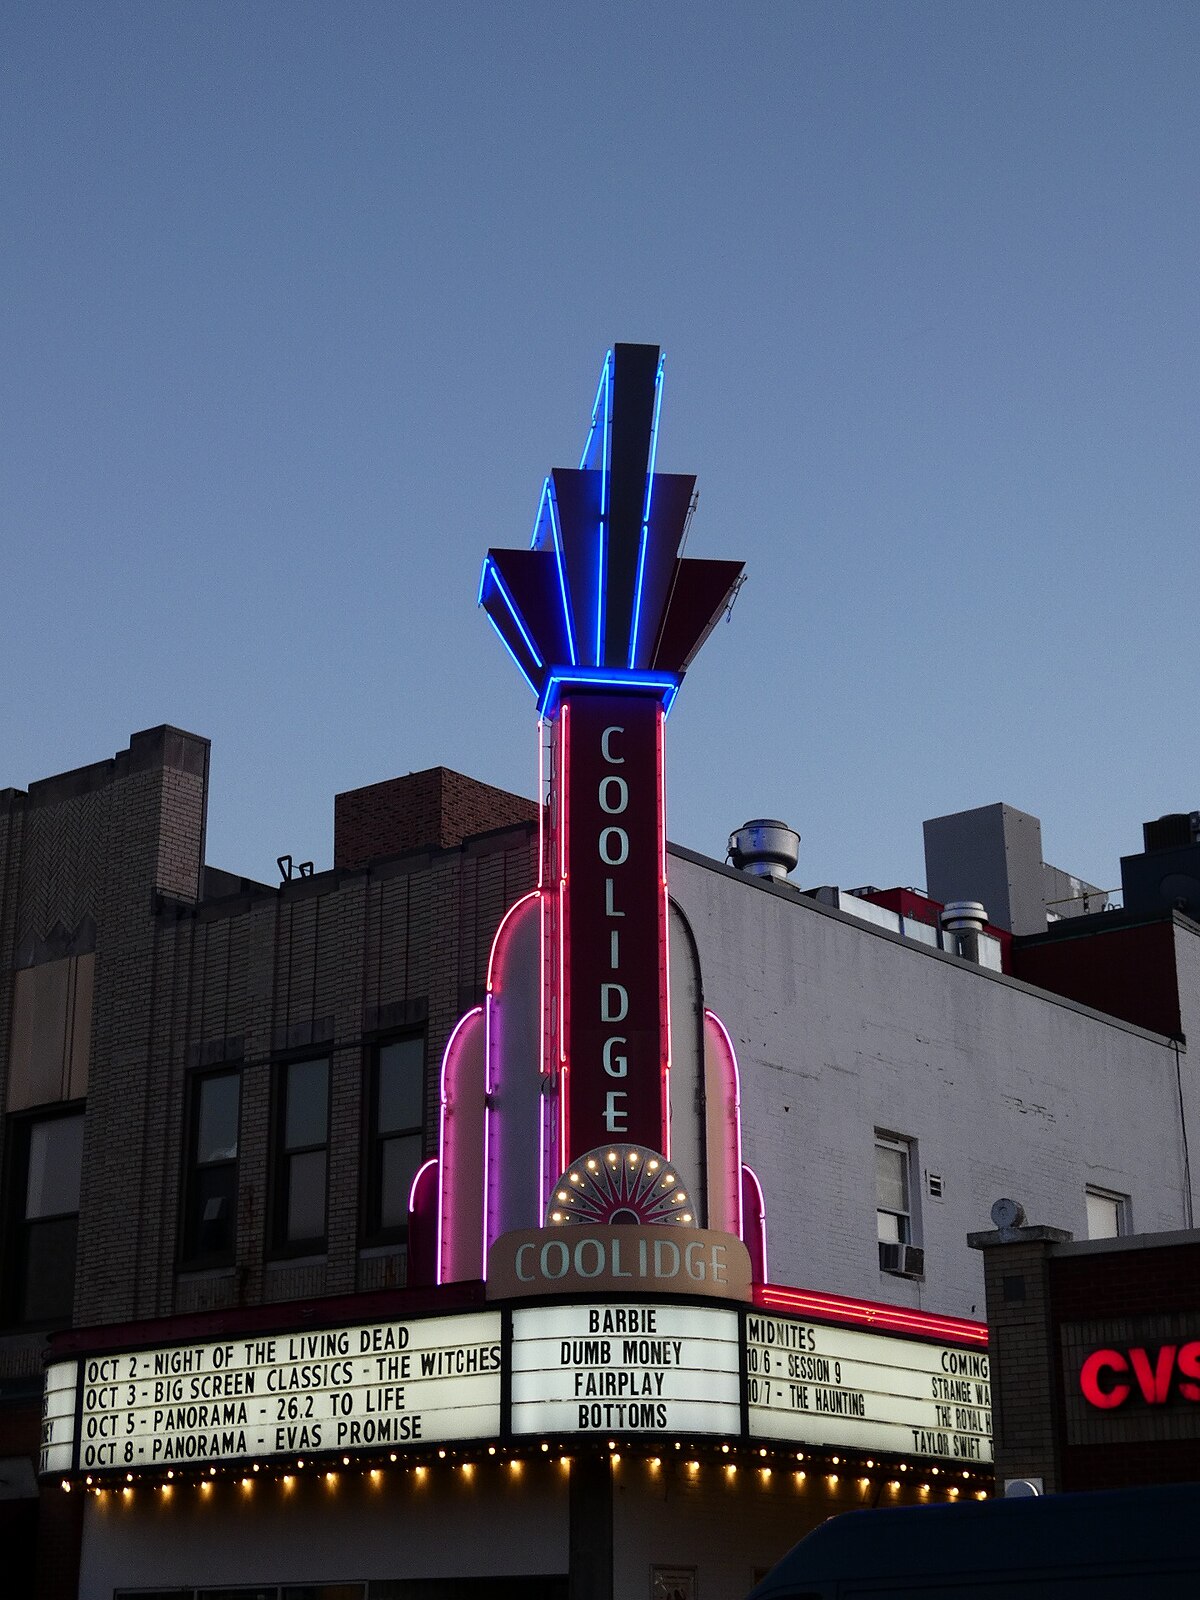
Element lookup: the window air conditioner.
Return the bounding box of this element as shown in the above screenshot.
[879,1241,925,1278]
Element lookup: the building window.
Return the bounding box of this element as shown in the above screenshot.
[1085,1185,1130,1239]
[366,1036,425,1242]
[181,1071,240,1266]
[7,1110,84,1325]
[876,1131,923,1276]
[273,1057,330,1253]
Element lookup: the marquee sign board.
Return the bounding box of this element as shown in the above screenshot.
[746,1311,993,1465]
[42,1295,991,1478]
[46,1311,502,1476]
[511,1302,740,1436]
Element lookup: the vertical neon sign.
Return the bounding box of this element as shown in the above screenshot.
[477,341,744,1176]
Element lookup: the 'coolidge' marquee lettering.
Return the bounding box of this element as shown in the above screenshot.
[562,695,666,1157]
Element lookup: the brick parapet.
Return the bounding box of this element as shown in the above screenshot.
[969,1229,1070,1491]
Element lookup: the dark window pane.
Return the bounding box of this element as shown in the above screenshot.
[22,1215,78,1322]
[198,1590,279,1600]
[283,1588,365,1600]
[197,1073,240,1163]
[380,1134,423,1230]
[377,1039,424,1134]
[285,1058,329,1150]
[287,1149,327,1244]
[25,1116,84,1219]
[185,1163,238,1260]
[115,1592,192,1599]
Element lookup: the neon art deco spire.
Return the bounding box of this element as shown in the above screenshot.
[478,344,743,711]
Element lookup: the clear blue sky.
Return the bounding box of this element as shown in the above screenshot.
[4,3,1198,896]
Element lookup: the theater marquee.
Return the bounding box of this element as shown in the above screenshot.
[42,1295,991,1478]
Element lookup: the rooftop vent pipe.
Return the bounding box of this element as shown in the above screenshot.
[940,900,988,964]
[940,900,988,934]
[728,819,800,881]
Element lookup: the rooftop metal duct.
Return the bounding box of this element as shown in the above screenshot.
[940,900,988,934]
[728,819,800,881]
[940,900,989,965]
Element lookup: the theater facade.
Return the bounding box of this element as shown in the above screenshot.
[7,346,1197,1597]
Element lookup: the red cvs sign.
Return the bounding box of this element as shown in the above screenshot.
[1079,1341,1200,1409]
[557,693,667,1159]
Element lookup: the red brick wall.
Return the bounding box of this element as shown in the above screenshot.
[334,767,539,869]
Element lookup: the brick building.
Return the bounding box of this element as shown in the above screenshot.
[971,1214,1200,1494]
[1,729,540,1594]
[2,712,1198,1598]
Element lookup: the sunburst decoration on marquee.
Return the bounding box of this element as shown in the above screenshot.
[547,1145,694,1227]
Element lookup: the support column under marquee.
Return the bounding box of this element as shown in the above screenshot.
[568,1450,614,1600]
